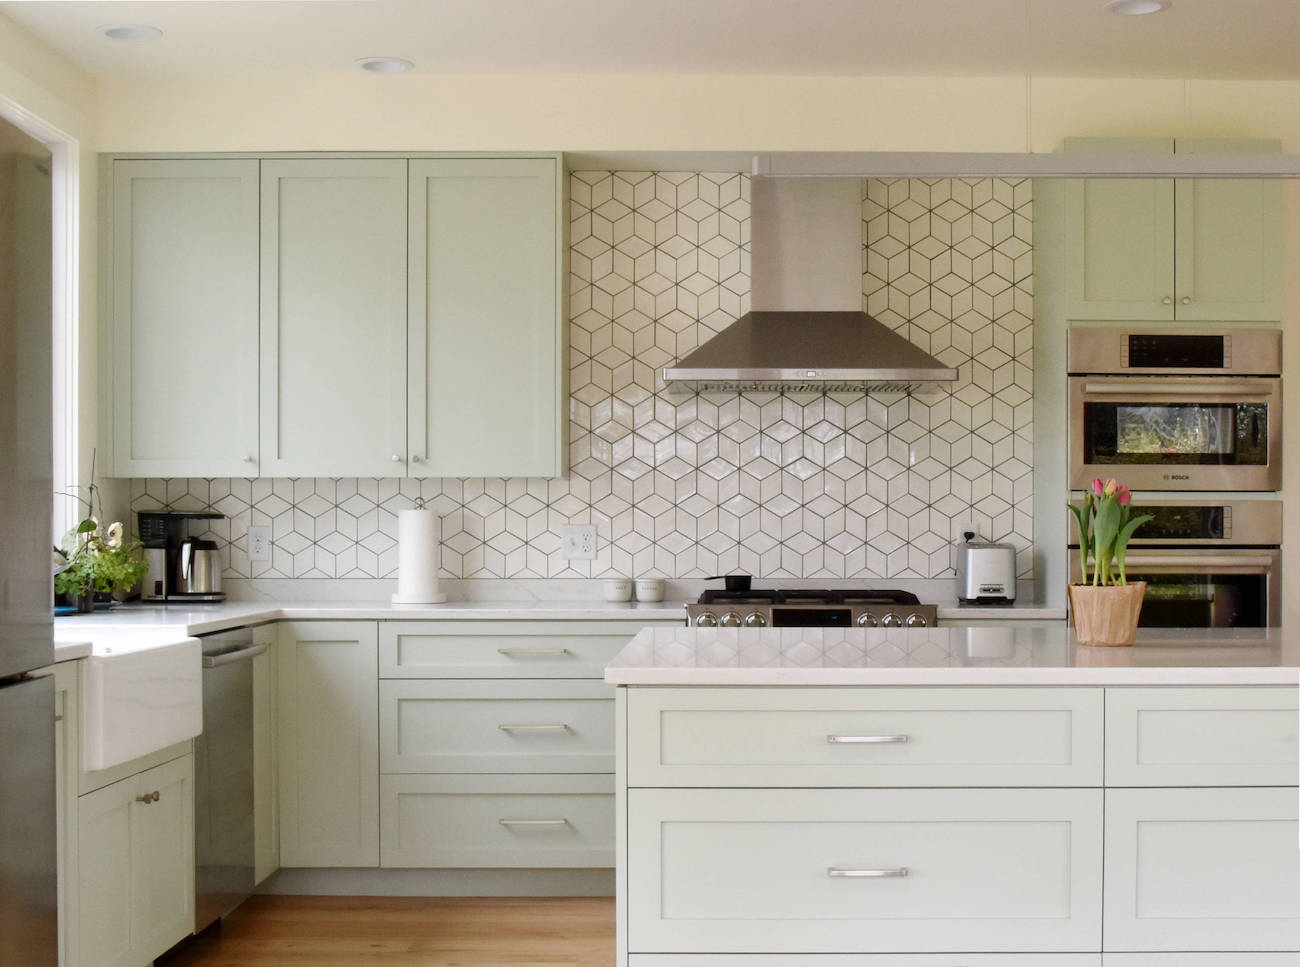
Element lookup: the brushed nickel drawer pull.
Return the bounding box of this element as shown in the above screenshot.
[828,866,909,878]
[498,723,571,732]
[827,734,909,744]
[497,647,572,656]
[498,818,569,826]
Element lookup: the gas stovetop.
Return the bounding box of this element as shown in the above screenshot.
[687,588,936,629]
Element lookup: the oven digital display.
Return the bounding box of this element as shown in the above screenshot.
[1128,334,1225,369]
[1137,506,1225,541]
[771,608,851,627]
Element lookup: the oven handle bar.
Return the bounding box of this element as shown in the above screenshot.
[1082,380,1275,398]
[1120,553,1276,570]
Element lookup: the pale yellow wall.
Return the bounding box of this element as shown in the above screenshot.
[0,13,104,519]
[96,73,1300,153]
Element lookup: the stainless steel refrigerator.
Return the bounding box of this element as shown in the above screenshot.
[0,118,57,965]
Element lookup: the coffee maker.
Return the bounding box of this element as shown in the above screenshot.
[138,511,226,602]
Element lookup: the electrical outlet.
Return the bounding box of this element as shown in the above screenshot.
[559,524,597,561]
[952,520,978,545]
[248,524,271,562]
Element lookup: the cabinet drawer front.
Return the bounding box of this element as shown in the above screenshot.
[380,679,614,773]
[379,621,672,678]
[1106,687,1298,786]
[628,688,1103,787]
[1104,788,1300,952]
[380,774,613,868]
[628,788,1103,954]
[631,958,1101,966]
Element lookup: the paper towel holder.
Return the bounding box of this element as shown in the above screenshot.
[391,498,448,605]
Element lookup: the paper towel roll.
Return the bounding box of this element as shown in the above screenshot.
[391,508,447,604]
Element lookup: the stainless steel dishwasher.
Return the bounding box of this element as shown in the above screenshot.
[194,628,265,932]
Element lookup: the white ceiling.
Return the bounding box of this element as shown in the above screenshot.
[4,0,1300,81]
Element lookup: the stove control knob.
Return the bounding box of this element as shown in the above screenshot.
[857,613,879,627]
[694,613,718,627]
[881,612,904,628]
[719,612,743,628]
[905,612,928,628]
[743,612,767,628]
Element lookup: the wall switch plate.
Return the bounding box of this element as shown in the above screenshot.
[247,524,271,562]
[559,524,597,561]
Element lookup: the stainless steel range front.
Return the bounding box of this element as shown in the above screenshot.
[687,589,937,629]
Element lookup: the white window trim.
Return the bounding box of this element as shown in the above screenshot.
[0,96,80,536]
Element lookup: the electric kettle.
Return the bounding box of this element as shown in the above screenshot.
[173,537,223,598]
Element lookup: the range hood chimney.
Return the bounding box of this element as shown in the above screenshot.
[662,178,959,393]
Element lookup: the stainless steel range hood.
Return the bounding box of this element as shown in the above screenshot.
[662,178,959,393]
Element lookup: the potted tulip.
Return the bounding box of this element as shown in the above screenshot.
[1066,478,1153,646]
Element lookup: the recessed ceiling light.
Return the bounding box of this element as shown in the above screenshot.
[96,24,164,42]
[356,57,414,74]
[1105,0,1171,15]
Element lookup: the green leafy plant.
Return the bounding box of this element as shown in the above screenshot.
[1067,478,1154,587]
[52,451,148,600]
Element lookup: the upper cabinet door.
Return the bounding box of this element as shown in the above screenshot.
[1174,139,1283,322]
[260,160,408,477]
[111,160,259,477]
[1065,138,1175,321]
[407,158,563,478]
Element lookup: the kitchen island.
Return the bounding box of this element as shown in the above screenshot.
[606,626,1300,966]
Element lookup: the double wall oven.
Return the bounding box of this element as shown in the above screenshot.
[1068,328,1282,628]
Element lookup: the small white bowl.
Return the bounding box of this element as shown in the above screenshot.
[634,578,665,602]
[602,578,633,602]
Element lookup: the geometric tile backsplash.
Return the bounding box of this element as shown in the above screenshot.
[130,173,1033,582]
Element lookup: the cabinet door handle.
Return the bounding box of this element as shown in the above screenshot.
[243,454,256,463]
[828,867,908,878]
[135,791,160,805]
[391,454,402,462]
[498,819,569,826]
[1162,296,1173,305]
[827,734,908,744]
[498,723,571,732]
[497,647,571,657]
[1181,296,1192,305]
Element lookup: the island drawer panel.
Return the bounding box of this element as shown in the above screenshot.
[630,956,1101,966]
[379,773,613,868]
[1103,787,1300,952]
[380,679,615,774]
[627,687,1103,787]
[379,620,679,679]
[1105,687,1299,787]
[627,788,1103,954]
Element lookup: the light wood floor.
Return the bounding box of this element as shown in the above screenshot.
[156,896,615,967]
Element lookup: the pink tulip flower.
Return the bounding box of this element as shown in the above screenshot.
[1117,488,1131,506]
[1092,478,1104,496]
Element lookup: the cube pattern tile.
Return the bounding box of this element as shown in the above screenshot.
[131,174,1033,581]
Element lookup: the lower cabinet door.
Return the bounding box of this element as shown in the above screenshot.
[627,788,1103,954]
[76,754,195,967]
[1104,788,1300,952]
[380,773,614,868]
[131,755,196,962]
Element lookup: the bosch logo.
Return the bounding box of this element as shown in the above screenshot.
[1163,473,1191,481]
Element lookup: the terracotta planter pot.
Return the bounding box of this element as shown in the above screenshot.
[1068,581,1146,647]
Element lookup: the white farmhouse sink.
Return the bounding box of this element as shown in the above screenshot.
[80,631,203,771]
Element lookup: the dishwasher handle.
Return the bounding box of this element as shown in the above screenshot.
[202,642,267,668]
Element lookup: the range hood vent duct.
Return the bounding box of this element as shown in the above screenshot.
[662,178,958,394]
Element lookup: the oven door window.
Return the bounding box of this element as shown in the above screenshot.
[1082,401,1268,467]
[1128,572,1268,627]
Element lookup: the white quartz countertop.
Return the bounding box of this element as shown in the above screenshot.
[51,637,93,662]
[52,598,691,636]
[605,626,1300,686]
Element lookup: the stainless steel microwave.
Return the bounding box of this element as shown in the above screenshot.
[1068,329,1281,492]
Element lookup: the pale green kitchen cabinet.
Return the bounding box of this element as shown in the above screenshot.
[108,159,260,477]
[1065,138,1281,322]
[259,159,409,477]
[276,621,379,868]
[407,158,565,477]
